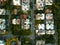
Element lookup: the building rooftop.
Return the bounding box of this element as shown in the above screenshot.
[46,20,54,24]
[21,14,28,19]
[36,30,45,35]
[38,24,45,30]
[12,19,20,25]
[46,23,54,30]
[36,0,44,10]
[0,9,6,15]
[13,0,21,6]
[45,9,52,13]
[46,13,53,20]
[46,30,55,34]
[45,0,53,5]
[22,0,30,11]
[0,19,6,30]
[35,13,45,20]
[36,40,45,45]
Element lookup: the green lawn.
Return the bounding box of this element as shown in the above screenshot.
[52,2,60,45]
[20,29,32,36]
[10,24,21,35]
[45,35,55,44]
[35,20,44,25]
[21,37,32,45]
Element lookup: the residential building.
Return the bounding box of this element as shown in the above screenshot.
[21,14,28,19]
[46,23,54,30]
[0,9,6,15]
[45,0,53,5]
[12,19,20,25]
[36,24,45,35]
[0,0,7,5]
[22,19,31,30]
[45,9,52,13]
[16,19,20,24]
[36,29,45,35]
[0,19,6,30]
[46,13,53,20]
[46,20,54,30]
[46,20,54,24]
[36,0,44,10]
[24,19,30,25]
[22,0,30,11]
[46,30,55,34]
[23,24,30,30]
[35,13,45,20]
[13,0,21,6]
[38,24,45,30]
[0,19,6,34]
[36,40,45,45]
[12,19,16,25]
[13,9,18,15]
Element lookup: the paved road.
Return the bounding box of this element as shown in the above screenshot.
[54,26,58,45]
[30,0,36,45]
